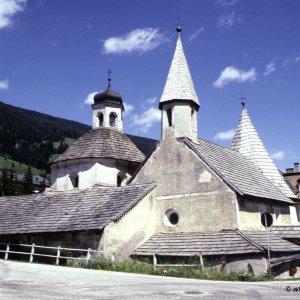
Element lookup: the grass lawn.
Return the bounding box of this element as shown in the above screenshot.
[0,156,45,176]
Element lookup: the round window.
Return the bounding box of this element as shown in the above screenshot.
[164,209,179,227]
[168,212,179,225]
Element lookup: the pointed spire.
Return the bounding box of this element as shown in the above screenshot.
[231,105,295,198]
[159,27,199,109]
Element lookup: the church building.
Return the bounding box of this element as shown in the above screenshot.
[0,27,300,278]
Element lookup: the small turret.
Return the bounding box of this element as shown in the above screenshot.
[159,27,200,142]
[92,70,124,131]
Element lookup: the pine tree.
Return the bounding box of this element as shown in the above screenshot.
[24,165,34,194]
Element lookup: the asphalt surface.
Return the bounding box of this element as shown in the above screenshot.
[1,260,300,299]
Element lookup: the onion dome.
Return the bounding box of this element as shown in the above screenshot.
[93,73,124,111]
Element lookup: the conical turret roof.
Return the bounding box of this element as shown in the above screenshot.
[231,105,295,198]
[159,28,199,109]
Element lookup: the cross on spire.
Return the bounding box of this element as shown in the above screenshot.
[240,93,247,108]
[176,16,182,33]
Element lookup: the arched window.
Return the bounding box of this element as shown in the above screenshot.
[166,108,172,127]
[109,112,117,127]
[98,112,104,127]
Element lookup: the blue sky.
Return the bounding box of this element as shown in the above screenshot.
[0,0,299,170]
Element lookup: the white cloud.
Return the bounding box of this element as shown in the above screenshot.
[123,102,134,116]
[102,28,167,54]
[264,61,276,76]
[295,55,300,62]
[214,129,236,141]
[188,27,204,42]
[282,57,291,67]
[0,78,9,90]
[0,0,26,30]
[84,92,97,104]
[146,96,158,105]
[217,11,242,28]
[216,0,239,6]
[132,106,160,133]
[270,150,285,161]
[213,66,256,88]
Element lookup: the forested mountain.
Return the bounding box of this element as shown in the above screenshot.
[0,101,90,171]
[0,101,157,173]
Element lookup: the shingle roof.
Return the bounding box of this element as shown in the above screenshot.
[231,106,295,198]
[0,183,155,235]
[243,231,300,253]
[54,128,145,163]
[185,138,293,203]
[160,31,199,107]
[134,230,300,256]
[134,231,263,256]
[271,225,300,239]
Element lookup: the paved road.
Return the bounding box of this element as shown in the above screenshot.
[1,260,300,299]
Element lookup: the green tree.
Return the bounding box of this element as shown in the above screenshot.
[24,165,34,194]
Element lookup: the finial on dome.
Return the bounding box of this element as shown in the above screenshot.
[108,68,112,82]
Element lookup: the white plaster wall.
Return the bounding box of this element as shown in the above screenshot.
[99,189,156,260]
[51,158,130,191]
[92,104,123,131]
[162,103,197,141]
[156,190,238,233]
[238,199,292,230]
[290,206,299,225]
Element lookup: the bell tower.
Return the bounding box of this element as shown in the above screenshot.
[159,27,200,142]
[92,70,124,131]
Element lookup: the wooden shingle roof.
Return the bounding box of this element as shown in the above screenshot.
[0,183,155,235]
[134,230,300,256]
[271,225,300,239]
[54,128,146,163]
[244,231,300,253]
[160,31,199,108]
[231,106,295,198]
[185,138,293,204]
[134,231,262,256]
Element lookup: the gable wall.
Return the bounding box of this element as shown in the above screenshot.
[99,189,156,260]
[132,138,238,232]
